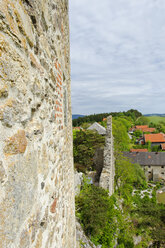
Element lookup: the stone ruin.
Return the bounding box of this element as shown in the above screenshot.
[94,116,115,196]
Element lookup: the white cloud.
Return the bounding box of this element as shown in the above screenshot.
[69,0,165,115]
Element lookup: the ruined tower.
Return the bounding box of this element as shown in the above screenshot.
[0,0,76,247]
[99,116,115,196]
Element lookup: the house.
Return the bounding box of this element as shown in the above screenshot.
[87,122,106,135]
[144,133,165,146]
[141,127,156,133]
[73,127,81,130]
[137,137,145,145]
[135,125,148,130]
[123,152,165,182]
[161,143,165,151]
[130,125,156,133]
[128,127,134,134]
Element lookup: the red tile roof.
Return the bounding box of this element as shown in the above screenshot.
[130,149,148,152]
[135,125,156,133]
[135,125,148,130]
[142,128,156,133]
[144,133,165,143]
[73,127,81,130]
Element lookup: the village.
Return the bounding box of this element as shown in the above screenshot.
[127,125,165,182]
[73,119,165,183]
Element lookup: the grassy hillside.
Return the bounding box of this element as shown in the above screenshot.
[146,116,165,124]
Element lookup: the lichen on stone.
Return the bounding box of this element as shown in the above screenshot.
[4,129,27,155]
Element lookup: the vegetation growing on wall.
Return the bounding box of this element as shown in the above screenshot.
[131,195,165,246]
[76,165,165,247]
[76,177,135,248]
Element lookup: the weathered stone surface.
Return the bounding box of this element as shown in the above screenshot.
[0,161,6,183]
[94,147,104,182]
[74,171,83,195]
[76,220,101,248]
[50,198,58,213]
[0,0,76,247]
[133,235,142,246]
[19,229,30,248]
[99,116,115,196]
[0,83,8,98]
[4,130,27,155]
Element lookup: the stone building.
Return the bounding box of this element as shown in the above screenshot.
[0,0,76,247]
[123,152,165,182]
[87,122,106,135]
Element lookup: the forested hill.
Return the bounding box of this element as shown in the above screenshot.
[72,114,85,120]
[73,109,142,126]
[144,113,165,117]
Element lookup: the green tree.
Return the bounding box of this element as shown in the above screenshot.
[147,141,151,152]
[80,122,91,129]
[131,200,165,246]
[113,118,131,151]
[115,153,146,198]
[151,145,161,152]
[73,130,105,172]
[76,178,135,247]
[124,109,142,121]
[134,129,143,138]
[76,181,115,237]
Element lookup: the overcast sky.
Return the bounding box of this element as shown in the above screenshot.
[69,0,165,115]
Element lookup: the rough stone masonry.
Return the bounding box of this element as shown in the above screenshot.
[0,0,76,247]
[99,116,115,196]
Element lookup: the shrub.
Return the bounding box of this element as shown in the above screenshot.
[76,182,112,237]
[73,130,105,172]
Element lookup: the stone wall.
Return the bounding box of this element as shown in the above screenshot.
[0,0,76,247]
[123,152,165,183]
[76,220,101,248]
[93,147,104,182]
[143,165,165,182]
[99,116,115,196]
